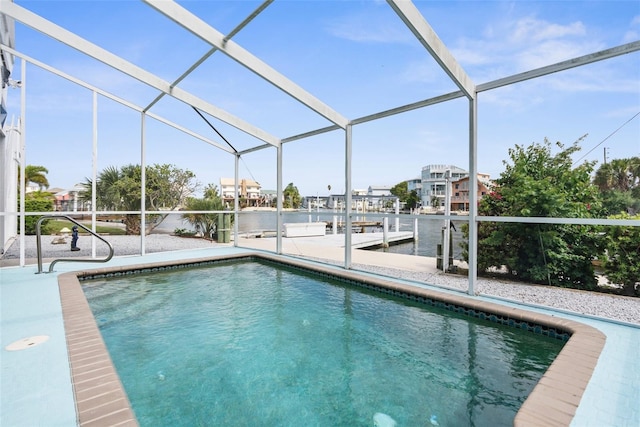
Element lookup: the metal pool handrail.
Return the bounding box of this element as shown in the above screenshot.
[36,215,114,274]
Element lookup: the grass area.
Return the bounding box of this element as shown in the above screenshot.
[47,220,127,235]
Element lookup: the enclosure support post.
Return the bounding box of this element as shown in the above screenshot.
[276,144,283,254]
[383,217,388,247]
[140,112,147,255]
[232,155,239,247]
[395,198,400,231]
[234,153,241,247]
[467,96,478,295]
[443,169,451,272]
[91,90,98,258]
[344,124,352,269]
[18,59,26,267]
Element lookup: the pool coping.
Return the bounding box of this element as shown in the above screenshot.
[58,252,606,427]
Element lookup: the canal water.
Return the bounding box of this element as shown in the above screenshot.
[156,211,467,259]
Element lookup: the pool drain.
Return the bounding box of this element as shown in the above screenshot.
[5,335,50,351]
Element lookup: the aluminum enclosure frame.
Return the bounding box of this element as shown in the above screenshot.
[1,0,639,295]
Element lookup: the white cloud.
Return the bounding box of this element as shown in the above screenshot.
[603,105,640,119]
[450,47,491,66]
[619,15,639,52]
[502,16,600,71]
[400,60,441,83]
[622,30,639,44]
[515,39,603,70]
[510,17,586,44]
[546,71,639,94]
[480,87,544,111]
[450,13,615,81]
[325,11,411,44]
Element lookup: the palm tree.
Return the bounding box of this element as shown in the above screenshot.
[181,197,227,239]
[630,156,640,187]
[203,183,219,200]
[594,157,640,215]
[80,165,143,234]
[80,166,126,206]
[593,163,613,191]
[612,158,633,191]
[21,165,50,190]
[594,158,636,192]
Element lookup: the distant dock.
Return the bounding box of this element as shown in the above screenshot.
[238,230,414,250]
[236,230,434,273]
[325,221,383,233]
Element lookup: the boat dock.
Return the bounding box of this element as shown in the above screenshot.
[325,221,383,233]
[239,230,414,249]
[236,230,432,271]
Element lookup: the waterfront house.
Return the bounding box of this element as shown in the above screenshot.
[420,164,468,209]
[451,174,492,211]
[220,178,262,208]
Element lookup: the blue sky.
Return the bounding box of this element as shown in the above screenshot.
[4,0,640,197]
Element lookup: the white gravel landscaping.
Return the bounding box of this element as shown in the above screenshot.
[349,262,640,325]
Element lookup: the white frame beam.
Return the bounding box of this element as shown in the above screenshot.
[478,41,640,92]
[142,0,349,130]
[1,1,280,147]
[144,0,275,112]
[0,45,236,156]
[387,0,476,99]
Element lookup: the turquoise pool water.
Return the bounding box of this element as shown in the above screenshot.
[83,260,564,426]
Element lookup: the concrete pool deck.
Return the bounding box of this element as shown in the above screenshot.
[1,244,639,426]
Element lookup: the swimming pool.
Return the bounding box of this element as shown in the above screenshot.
[80,256,567,426]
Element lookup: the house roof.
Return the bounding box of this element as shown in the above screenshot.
[220,178,260,187]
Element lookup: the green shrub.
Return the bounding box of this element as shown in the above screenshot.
[174,228,197,237]
[603,213,640,296]
[21,196,54,235]
[461,139,603,289]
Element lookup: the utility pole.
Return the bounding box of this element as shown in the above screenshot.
[604,147,609,164]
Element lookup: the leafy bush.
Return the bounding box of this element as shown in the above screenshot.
[462,139,603,289]
[21,196,54,235]
[174,228,197,237]
[603,213,640,296]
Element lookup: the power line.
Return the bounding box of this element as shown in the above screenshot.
[240,157,258,184]
[573,111,640,166]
